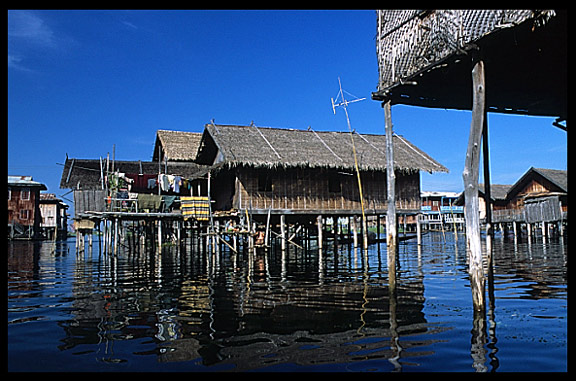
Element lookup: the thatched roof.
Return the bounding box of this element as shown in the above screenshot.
[195,124,448,173]
[59,158,206,190]
[152,130,203,162]
[372,10,566,119]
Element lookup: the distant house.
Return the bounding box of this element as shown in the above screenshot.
[8,176,47,239]
[505,167,567,211]
[421,191,464,230]
[39,193,69,240]
[502,167,567,225]
[194,123,448,219]
[478,184,512,220]
[458,167,567,226]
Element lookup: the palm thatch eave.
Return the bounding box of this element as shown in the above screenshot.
[198,124,448,174]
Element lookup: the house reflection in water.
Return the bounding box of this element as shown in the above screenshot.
[58,242,438,370]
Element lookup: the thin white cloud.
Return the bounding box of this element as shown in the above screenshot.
[121,20,138,30]
[8,10,56,48]
[7,54,32,72]
[8,10,71,72]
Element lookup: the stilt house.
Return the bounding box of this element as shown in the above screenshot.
[194,123,448,218]
[8,176,47,239]
[371,9,566,309]
[60,130,207,219]
[494,167,567,225]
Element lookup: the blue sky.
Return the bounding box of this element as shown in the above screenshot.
[8,10,567,202]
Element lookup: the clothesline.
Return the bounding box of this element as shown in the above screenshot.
[106,172,196,194]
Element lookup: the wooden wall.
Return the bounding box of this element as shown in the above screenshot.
[508,178,563,210]
[8,187,42,227]
[230,166,420,213]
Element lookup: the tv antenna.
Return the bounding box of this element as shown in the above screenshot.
[331,77,367,247]
[331,77,366,115]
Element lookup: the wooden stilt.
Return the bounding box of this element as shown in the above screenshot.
[416,213,422,246]
[362,215,368,251]
[280,214,286,251]
[463,58,486,312]
[157,219,162,251]
[114,218,119,255]
[351,216,358,248]
[317,214,323,250]
[384,100,397,253]
[482,111,492,240]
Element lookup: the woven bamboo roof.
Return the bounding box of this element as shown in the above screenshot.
[372,10,566,119]
[195,124,448,173]
[152,130,203,162]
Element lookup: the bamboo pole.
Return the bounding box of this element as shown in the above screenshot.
[463,58,486,312]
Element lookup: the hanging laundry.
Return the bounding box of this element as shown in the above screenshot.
[166,175,175,191]
[162,195,178,212]
[173,176,181,193]
[125,174,156,191]
[159,174,170,192]
[138,194,162,210]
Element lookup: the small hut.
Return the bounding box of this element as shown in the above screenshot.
[195,123,447,216]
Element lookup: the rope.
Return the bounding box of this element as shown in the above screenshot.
[251,124,281,159]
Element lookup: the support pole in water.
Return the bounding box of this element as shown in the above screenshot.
[384,100,397,254]
[463,57,486,312]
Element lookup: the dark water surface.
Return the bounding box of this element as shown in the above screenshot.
[8,232,567,372]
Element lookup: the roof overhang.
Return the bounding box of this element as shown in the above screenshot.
[372,10,566,120]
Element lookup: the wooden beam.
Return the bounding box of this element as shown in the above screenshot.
[384,100,397,253]
[463,59,486,312]
[482,111,492,237]
[482,106,494,269]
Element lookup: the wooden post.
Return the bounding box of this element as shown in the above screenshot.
[157,219,162,251]
[317,215,323,250]
[265,208,271,248]
[463,58,486,312]
[416,213,422,246]
[280,214,286,251]
[351,216,358,248]
[362,215,368,251]
[114,218,119,255]
[384,100,397,253]
[482,113,492,238]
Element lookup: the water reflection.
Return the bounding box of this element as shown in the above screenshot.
[7,232,567,372]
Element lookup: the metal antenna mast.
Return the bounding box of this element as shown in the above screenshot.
[331,77,368,249]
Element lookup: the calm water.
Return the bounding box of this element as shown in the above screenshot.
[8,231,567,372]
